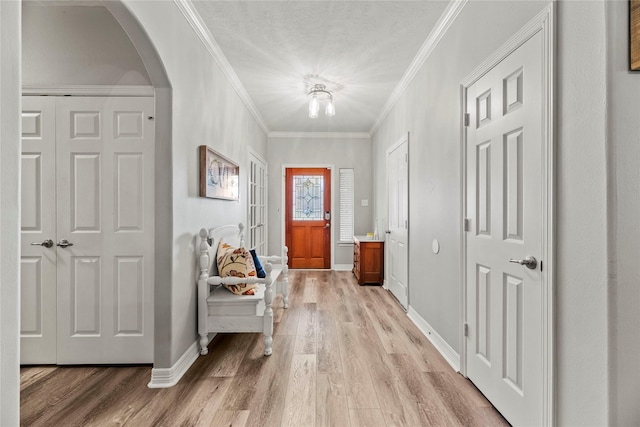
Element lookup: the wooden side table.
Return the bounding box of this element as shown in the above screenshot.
[353,235,384,285]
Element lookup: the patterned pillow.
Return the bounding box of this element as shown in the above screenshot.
[216,239,258,295]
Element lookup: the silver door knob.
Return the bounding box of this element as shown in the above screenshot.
[56,239,74,248]
[31,239,54,248]
[509,256,537,270]
[325,223,330,228]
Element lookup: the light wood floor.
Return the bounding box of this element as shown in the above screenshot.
[21,270,508,427]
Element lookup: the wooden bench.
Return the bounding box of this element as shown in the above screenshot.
[197,224,288,356]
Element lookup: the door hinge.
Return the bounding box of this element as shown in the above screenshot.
[540,260,543,272]
[464,323,469,337]
[464,218,471,232]
[464,113,470,127]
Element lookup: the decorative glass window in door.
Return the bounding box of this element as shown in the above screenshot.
[293,175,324,220]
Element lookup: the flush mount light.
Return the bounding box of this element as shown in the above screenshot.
[308,84,335,118]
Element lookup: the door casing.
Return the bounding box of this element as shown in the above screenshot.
[281,164,335,269]
[459,5,555,425]
[384,133,410,309]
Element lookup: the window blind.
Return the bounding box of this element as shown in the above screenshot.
[339,168,354,242]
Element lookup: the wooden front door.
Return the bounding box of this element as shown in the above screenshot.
[285,168,331,269]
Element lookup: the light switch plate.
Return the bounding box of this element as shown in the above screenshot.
[361,199,369,206]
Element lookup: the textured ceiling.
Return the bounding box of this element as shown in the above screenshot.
[191,1,449,134]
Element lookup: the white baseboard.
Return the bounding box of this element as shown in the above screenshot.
[148,340,200,388]
[407,306,460,372]
[333,264,353,271]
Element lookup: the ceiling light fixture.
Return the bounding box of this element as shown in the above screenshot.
[308,84,335,118]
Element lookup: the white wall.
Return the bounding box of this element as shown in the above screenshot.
[267,136,374,266]
[22,3,176,369]
[21,2,268,370]
[0,1,21,424]
[22,5,150,86]
[606,2,640,425]
[123,1,268,367]
[555,2,609,424]
[373,0,548,357]
[372,1,611,425]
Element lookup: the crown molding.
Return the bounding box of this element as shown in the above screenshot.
[369,0,468,136]
[268,131,371,140]
[22,85,155,96]
[173,0,270,136]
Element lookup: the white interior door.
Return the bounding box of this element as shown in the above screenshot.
[465,31,544,425]
[248,151,267,254]
[386,135,409,309]
[56,97,155,364]
[20,97,58,364]
[20,96,155,365]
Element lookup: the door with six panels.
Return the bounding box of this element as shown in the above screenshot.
[21,96,155,364]
[465,30,544,425]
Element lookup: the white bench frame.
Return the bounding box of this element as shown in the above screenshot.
[197,223,288,356]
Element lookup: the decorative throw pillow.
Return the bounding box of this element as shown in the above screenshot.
[250,249,266,278]
[216,239,258,295]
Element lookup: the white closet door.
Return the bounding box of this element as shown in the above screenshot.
[386,136,409,309]
[465,30,544,425]
[20,97,58,364]
[55,96,155,364]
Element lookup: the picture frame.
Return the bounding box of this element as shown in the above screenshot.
[631,0,640,70]
[199,145,239,200]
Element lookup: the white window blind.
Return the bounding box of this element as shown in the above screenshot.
[339,168,355,242]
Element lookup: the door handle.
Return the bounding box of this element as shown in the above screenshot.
[31,239,54,248]
[325,223,330,228]
[56,239,74,248]
[509,256,537,270]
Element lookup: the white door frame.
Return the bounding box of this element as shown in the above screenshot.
[281,163,335,269]
[384,133,410,307]
[459,5,555,425]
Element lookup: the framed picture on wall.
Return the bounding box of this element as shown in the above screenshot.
[631,0,640,70]
[199,145,239,201]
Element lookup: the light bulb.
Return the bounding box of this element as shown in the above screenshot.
[309,94,319,118]
[325,99,335,116]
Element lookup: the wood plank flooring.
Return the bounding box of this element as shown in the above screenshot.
[20,270,509,427]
